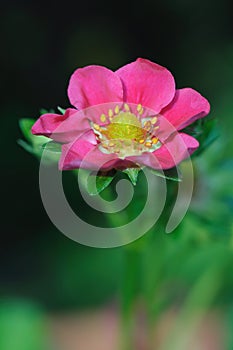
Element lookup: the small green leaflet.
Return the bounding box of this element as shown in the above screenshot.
[18,118,50,157]
[86,170,117,196]
[42,141,61,153]
[183,117,218,157]
[57,106,66,115]
[19,118,35,142]
[123,168,141,186]
[39,106,66,115]
[150,167,182,182]
[18,118,60,163]
[17,139,34,154]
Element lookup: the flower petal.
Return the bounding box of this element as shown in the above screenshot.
[68,65,124,110]
[31,108,91,143]
[59,132,119,171]
[31,108,75,136]
[160,88,210,131]
[115,58,175,113]
[127,132,199,170]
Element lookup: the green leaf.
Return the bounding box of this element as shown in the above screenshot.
[195,118,219,157]
[183,117,219,157]
[87,170,116,195]
[0,300,48,350]
[39,108,55,115]
[57,106,66,114]
[18,118,60,163]
[42,141,61,153]
[19,119,35,142]
[123,168,141,186]
[17,139,34,154]
[19,118,49,149]
[150,167,182,182]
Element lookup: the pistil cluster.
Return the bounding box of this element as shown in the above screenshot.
[91,104,161,158]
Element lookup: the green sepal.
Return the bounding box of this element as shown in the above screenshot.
[18,118,50,158]
[42,141,62,153]
[87,170,117,196]
[17,139,34,154]
[183,117,219,157]
[57,106,66,115]
[123,168,141,186]
[39,108,55,115]
[18,118,35,142]
[18,118,59,163]
[150,167,182,182]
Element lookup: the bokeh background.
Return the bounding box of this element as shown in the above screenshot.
[1,0,233,349]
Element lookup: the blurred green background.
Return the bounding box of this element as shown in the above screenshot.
[1,0,233,349]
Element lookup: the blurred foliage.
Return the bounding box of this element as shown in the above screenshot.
[184,116,219,157]
[0,300,49,350]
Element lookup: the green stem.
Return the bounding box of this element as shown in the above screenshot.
[102,175,169,350]
[102,184,142,350]
[141,229,163,350]
[120,245,141,350]
[141,207,173,349]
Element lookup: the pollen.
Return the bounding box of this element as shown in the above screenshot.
[152,137,159,144]
[114,105,120,114]
[93,104,161,158]
[93,123,101,131]
[100,114,106,122]
[124,103,130,112]
[137,104,143,115]
[151,116,158,125]
[108,109,113,117]
[144,121,152,131]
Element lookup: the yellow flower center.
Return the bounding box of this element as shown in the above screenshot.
[91,104,161,159]
[103,112,146,141]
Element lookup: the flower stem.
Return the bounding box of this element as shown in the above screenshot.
[120,245,141,350]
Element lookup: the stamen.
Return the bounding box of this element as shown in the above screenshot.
[100,114,106,122]
[151,116,158,125]
[144,121,152,131]
[114,105,120,114]
[124,103,130,112]
[93,123,101,131]
[95,104,161,158]
[143,121,151,127]
[152,137,159,144]
[137,104,143,115]
[108,109,113,117]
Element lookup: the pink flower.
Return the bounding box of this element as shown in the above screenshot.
[32,58,210,171]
